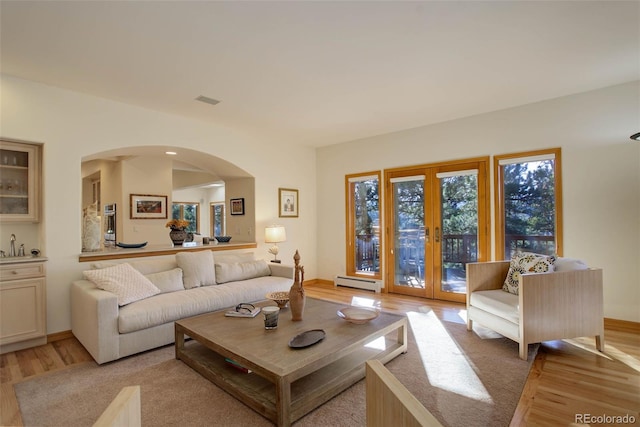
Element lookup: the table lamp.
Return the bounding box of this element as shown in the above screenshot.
[265,225,286,263]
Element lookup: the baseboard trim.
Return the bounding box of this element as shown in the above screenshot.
[604,318,640,333]
[47,330,74,343]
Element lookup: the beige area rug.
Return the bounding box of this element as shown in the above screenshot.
[15,307,537,427]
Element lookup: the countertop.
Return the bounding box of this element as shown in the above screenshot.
[78,241,257,262]
[0,256,48,265]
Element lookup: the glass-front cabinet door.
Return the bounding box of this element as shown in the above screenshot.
[0,140,41,222]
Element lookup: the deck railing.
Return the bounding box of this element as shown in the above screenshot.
[355,232,556,271]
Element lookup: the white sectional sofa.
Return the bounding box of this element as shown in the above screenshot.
[71,251,294,364]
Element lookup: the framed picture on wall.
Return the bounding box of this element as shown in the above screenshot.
[230,198,245,215]
[279,188,298,218]
[130,194,168,219]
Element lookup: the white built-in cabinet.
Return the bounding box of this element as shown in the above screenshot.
[0,139,46,353]
[0,259,47,353]
[0,140,41,222]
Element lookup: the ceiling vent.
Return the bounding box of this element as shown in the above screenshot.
[195,95,221,106]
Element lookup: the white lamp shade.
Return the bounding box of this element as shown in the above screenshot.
[265,226,286,243]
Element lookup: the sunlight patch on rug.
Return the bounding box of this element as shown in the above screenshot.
[408,308,492,403]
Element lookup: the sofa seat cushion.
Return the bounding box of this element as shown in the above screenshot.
[470,289,519,325]
[118,275,291,334]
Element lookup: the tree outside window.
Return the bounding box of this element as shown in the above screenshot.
[172,202,199,234]
[495,149,562,259]
[346,172,381,278]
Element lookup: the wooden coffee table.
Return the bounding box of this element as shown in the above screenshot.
[175,297,407,427]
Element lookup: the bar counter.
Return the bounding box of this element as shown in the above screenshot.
[78,241,257,263]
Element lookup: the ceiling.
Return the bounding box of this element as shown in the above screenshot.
[1,1,638,148]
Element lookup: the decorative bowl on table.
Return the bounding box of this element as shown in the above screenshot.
[215,236,232,243]
[266,291,290,308]
[116,241,148,249]
[337,306,379,324]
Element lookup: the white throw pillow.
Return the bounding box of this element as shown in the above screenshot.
[176,251,216,289]
[83,263,161,306]
[145,268,184,293]
[554,257,588,272]
[503,252,556,295]
[215,259,271,284]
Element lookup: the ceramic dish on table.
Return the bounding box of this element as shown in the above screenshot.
[337,306,379,324]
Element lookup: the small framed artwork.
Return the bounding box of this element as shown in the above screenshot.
[279,188,299,218]
[230,198,245,215]
[130,194,168,219]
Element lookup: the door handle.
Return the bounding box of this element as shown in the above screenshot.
[435,227,440,243]
[425,227,430,243]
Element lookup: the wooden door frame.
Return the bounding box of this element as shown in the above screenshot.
[384,157,490,302]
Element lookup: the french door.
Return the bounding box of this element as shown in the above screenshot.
[384,159,489,303]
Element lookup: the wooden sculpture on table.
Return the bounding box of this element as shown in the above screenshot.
[289,250,305,321]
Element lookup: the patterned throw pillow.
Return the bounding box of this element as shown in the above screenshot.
[503,252,556,295]
[83,263,161,306]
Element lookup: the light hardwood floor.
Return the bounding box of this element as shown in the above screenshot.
[1,282,638,426]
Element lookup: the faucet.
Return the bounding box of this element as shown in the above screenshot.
[18,244,25,257]
[9,234,16,257]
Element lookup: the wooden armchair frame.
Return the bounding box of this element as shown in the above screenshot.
[466,260,604,360]
[366,360,442,427]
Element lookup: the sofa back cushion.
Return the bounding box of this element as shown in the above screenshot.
[83,263,161,306]
[90,259,179,276]
[145,268,184,293]
[503,252,556,295]
[213,252,255,264]
[215,259,271,284]
[176,251,216,289]
[128,258,179,275]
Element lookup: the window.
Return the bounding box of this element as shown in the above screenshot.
[210,202,225,237]
[345,172,381,278]
[172,202,200,234]
[494,148,563,259]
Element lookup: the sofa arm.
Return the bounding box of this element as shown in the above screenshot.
[466,261,510,295]
[71,280,120,364]
[269,263,294,280]
[519,268,604,345]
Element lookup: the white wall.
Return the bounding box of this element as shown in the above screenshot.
[0,75,317,333]
[317,81,640,322]
[121,155,173,245]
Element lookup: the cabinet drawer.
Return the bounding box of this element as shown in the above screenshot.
[0,262,45,281]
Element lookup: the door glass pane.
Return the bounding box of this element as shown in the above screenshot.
[439,173,478,294]
[393,179,425,288]
[502,160,556,258]
[352,179,380,274]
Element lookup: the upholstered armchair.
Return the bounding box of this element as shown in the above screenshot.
[466,257,604,360]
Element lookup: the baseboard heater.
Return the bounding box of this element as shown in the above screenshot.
[334,275,382,293]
